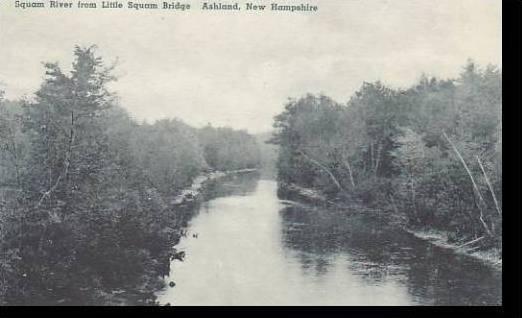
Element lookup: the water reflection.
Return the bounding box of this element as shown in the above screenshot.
[157,175,501,306]
[200,172,260,200]
[279,204,502,305]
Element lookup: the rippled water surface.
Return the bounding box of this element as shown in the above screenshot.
[156,174,501,306]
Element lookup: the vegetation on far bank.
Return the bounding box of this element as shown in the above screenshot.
[270,61,502,260]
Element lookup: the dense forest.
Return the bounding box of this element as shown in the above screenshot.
[0,46,260,305]
[271,61,502,255]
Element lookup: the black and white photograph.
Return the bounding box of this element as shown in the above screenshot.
[0,0,510,309]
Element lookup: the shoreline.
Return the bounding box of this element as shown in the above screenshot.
[152,168,258,305]
[102,168,258,306]
[171,168,258,205]
[404,228,502,272]
[278,182,502,273]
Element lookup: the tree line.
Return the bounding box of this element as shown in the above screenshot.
[0,46,260,305]
[271,61,502,252]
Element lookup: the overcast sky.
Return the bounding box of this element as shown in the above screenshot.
[0,0,501,133]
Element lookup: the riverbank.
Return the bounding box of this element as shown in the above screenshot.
[171,169,258,205]
[278,182,502,273]
[98,169,258,306]
[404,228,502,271]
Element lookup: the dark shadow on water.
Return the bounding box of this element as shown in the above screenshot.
[278,204,502,305]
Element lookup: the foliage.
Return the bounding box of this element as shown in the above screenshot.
[271,61,502,248]
[0,46,260,305]
[198,125,260,171]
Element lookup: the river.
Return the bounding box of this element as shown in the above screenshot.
[155,173,501,306]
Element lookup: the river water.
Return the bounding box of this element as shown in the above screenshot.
[156,173,501,306]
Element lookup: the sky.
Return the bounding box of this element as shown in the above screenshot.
[0,0,502,133]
